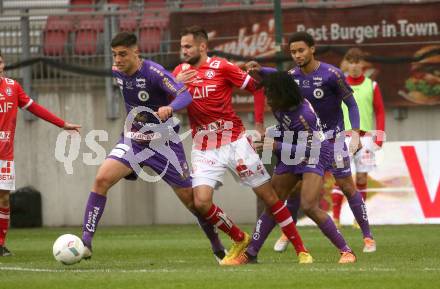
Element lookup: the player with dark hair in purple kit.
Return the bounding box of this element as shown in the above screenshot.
[223,71,356,265]
[80,32,226,262]
[246,31,375,257]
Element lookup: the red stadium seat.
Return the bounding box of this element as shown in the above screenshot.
[43,16,74,56]
[138,16,167,53]
[119,11,139,32]
[74,17,104,55]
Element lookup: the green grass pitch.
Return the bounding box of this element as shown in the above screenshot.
[0,224,439,289]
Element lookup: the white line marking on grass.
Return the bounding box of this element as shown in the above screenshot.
[1,266,439,274]
[0,266,178,273]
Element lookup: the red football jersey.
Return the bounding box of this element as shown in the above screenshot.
[0,77,33,160]
[173,57,258,150]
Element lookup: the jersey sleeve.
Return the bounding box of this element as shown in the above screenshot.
[150,63,187,99]
[372,81,385,132]
[253,88,265,124]
[150,63,192,111]
[372,81,385,146]
[329,67,353,100]
[223,61,258,93]
[15,82,33,109]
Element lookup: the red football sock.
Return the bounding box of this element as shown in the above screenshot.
[332,187,344,220]
[271,200,307,255]
[204,204,244,242]
[357,183,367,201]
[0,207,10,246]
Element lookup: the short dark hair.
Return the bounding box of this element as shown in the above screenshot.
[111,32,137,48]
[262,71,304,111]
[343,47,366,62]
[288,31,315,47]
[181,25,208,42]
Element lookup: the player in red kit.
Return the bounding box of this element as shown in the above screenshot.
[0,51,80,256]
[172,26,312,265]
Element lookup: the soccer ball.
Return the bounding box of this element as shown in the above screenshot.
[52,234,85,265]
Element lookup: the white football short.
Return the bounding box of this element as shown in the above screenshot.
[346,135,377,173]
[0,160,15,191]
[191,136,270,189]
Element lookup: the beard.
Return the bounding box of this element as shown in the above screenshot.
[185,54,201,65]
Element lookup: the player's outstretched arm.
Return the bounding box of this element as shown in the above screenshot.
[63,122,81,133]
[26,101,80,132]
[245,61,278,77]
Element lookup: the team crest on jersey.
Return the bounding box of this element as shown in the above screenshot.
[138,91,149,102]
[205,69,215,79]
[136,78,146,89]
[313,88,324,99]
[5,87,12,96]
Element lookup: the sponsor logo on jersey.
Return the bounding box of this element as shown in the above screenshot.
[209,60,221,69]
[313,77,323,87]
[126,81,134,90]
[302,80,310,87]
[192,85,217,99]
[0,131,11,141]
[136,78,146,88]
[0,102,13,113]
[205,69,215,79]
[125,131,161,141]
[5,78,14,85]
[313,88,324,99]
[162,77,178,93]
[138,91,149,102]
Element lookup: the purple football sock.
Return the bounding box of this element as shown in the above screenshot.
[286,195,300,224]
[246,213,277,257]
[318,216,351,252]
[82,192,107,248]
[194,212,225,253]
[348,191,373,239]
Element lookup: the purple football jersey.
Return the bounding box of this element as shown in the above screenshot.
[110,59,191,187]
[288,62,353,139]
[270,100,331,176]
[113,60,187,130]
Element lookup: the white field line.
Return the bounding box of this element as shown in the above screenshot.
[0,266,439,273]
